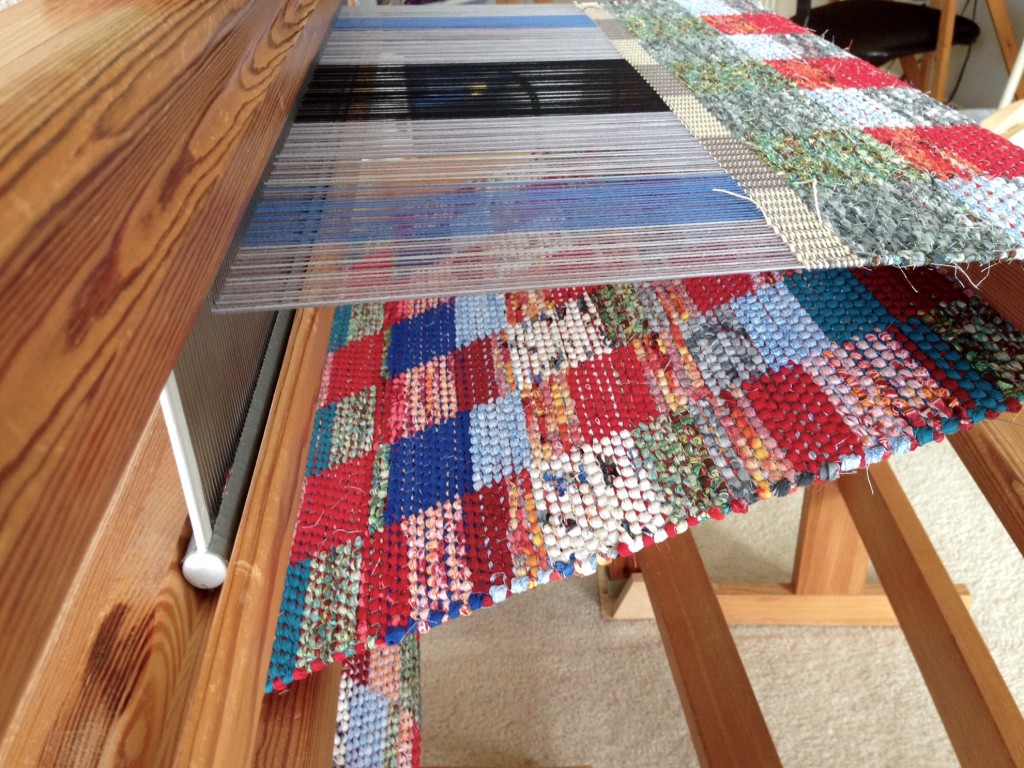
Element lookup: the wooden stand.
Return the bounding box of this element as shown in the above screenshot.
[599,460,1024,767]
[599,483,972,625]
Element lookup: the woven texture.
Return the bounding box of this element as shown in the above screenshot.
[221,1,1024,312]
[218,4,801,311]
[597,0,1024,266]
[332,635,421,768]
[269,266,1024,690]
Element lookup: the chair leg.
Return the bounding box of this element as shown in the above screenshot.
[986,0,1024,101]
[928,0,957,102]
[900,55,927,91]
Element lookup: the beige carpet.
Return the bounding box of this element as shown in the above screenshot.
[420,440,1024,768]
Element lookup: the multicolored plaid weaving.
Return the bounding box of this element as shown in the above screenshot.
[263,7,1024,765]
[269,266,1024,691]
[331,635,421,768]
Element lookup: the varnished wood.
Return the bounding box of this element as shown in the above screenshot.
[900,54,926,91]
[606,554,637,581]
[636,535,781,768]
[967,97,1024,330]
[838,464,1024,767]
[0,407,217,768]
[255,665,342,768]
[793,483,869,595]
[981,99,1024,146]
[600,572,971,625]
[0,0,340,738]
[176,306,334,768]
[930,0,956,102]
[950,415,1024,559]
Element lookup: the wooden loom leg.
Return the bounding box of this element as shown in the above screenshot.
[255,665,343,768]
[793,482,869,595]
[949,414,1024,559]
[837,464,1024,767]
[958,261,1024,557]
[635,534,781,768]
[599,482,969,624]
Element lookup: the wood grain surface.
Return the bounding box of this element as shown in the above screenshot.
[255,665,343,768]
[636,535,781,768]
[950,414,1024,559]
[0,0,339,740]
[0,407,217,768]
[839,464,1024,767]
[968,260,1024,334]
[176,306,334,768]
[792,482,869,595]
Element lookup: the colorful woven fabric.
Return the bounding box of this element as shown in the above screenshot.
[330,635,421,768]
[269,266,1024,690]
[592,0,1024,265]
[219,1,1024,312]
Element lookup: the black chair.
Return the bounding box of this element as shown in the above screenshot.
[794,0,981,101]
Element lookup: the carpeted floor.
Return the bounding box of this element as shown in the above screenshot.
[420,439,1024,768]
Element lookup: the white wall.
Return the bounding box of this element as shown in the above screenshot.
[765,0,1020,108]
[954,1,1024,107]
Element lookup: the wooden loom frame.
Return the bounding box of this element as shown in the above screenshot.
[2,0,1024,765]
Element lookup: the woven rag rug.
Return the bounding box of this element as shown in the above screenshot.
[278,267,1024,767]
[259,2,1024,766]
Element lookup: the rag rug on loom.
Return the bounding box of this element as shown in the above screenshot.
[595,0,1024,266]
[272,266,1024,703]
[254,3,1024,766]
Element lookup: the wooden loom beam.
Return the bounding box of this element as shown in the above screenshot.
[0,0,340,760]
[256,664,344,768]
[0,407,218,768]
[950,414,1024,560]
[599,483,971,625]
[955,260,1024,558]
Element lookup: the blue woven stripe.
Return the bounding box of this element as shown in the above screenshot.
[266,559,311,688]
[334,15,596,30]
[243,175,761,247]
[328,305,352,353]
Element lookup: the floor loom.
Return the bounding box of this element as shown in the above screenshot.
[3,1,1024,766]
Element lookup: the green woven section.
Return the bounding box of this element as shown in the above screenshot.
[330,388,377,468]
[632,410,732,524]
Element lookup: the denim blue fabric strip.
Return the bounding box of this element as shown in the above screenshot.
[242,175,761,246]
